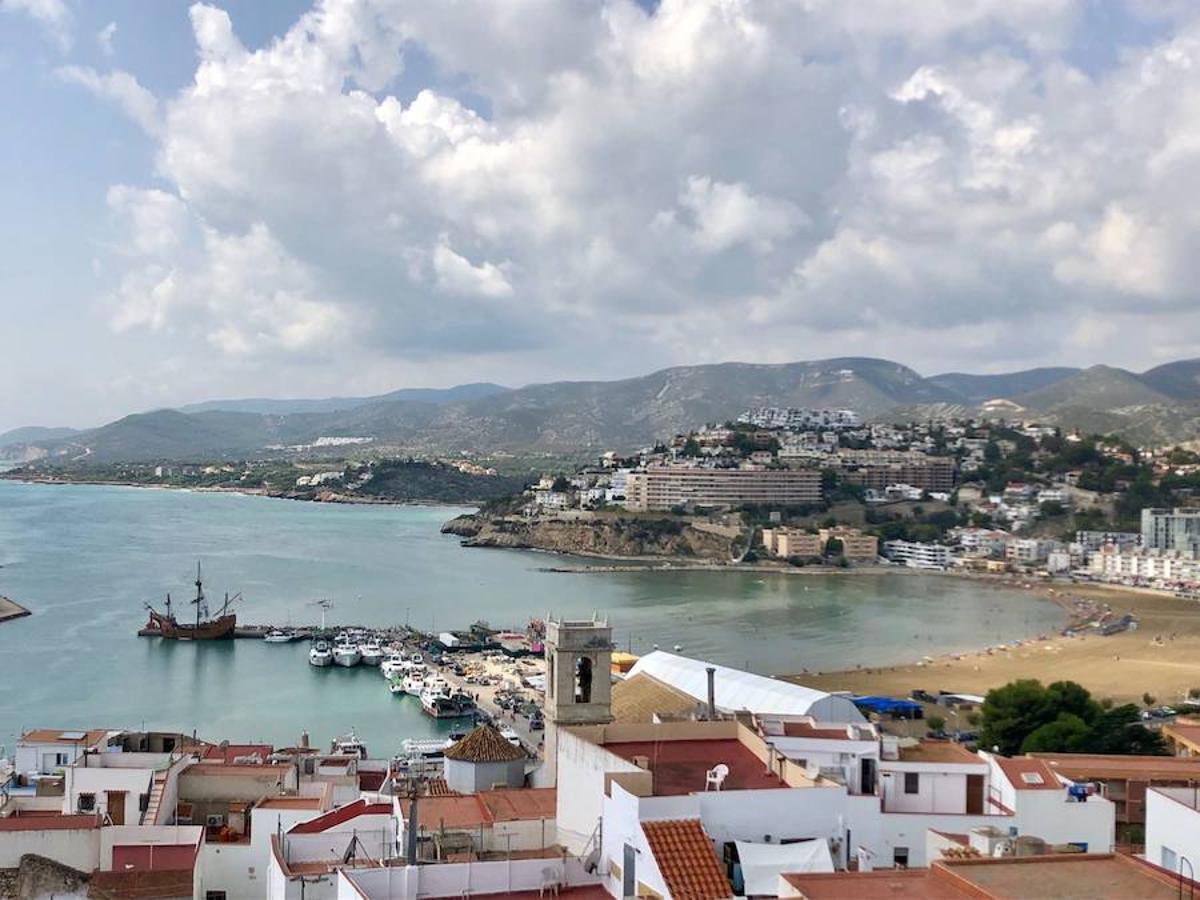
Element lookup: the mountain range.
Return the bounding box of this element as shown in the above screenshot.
[4,357,1200,463]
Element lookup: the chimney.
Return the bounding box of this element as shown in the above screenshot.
[299,730,310,749]
[706,666,716,720]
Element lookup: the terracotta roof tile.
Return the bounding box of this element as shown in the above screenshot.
[642,819,732,900]
[994,756,1062,790]
[443,725,526,763]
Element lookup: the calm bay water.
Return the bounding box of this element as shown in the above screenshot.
[0,480,1063,754]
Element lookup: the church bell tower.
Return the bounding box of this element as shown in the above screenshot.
[541,615,613,784]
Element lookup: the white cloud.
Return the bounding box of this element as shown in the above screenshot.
[97,21,117,56]
[63,0,1200,396]
[0,0,71,50]
[432,239,514,299]
[55,66,160,136]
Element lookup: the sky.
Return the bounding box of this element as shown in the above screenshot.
[2,0,1200,431]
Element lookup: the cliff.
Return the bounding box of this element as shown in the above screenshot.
[441,513,739,560]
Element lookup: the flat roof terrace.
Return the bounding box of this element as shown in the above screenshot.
[605,739,787,796]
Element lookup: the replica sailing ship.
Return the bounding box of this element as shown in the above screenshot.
[143,562,239,640]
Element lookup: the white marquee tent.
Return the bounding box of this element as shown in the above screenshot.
[626,651,864,723]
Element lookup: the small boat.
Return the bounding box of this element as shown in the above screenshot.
[309,640,333,667]
[263,629,293,643]
[420,682,476,718]
[380,655,407,678]
[359,639,385,667]
[331,731,367,759]
[333,637,361,667]
[499,726,522,747]
[400,737,454,759]
[389,678,408,695]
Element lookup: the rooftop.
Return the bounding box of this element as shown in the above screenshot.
[200,743,273,764]
[1150,785,1200,811]
[289,799,392,834]
[780,722,864,740]
[478,788,555,822]
[0,814,99,832]
[780,868,967,899]
[611,673,700,724]
[397,795,490,831]
[641,819,732,900]
[18,728,111,747]
[443,725,526,763]
[1031,752,1200,780]
[606,739,786,796]
[896,741,985,765]
[783,854,1197,899]
[181,763,293,778]
[1163,721,1200,749]
[993,756,1062,790]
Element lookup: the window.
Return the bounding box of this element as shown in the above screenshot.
[54,752,69,766]
[893,847,909,868]
[904,772,920,794]
[547,652,555,698]
[575,656,593,704]
[77,792,96,812]
[1020,772,1044,785]
[205,892,227,900]
[1162,846,1178,873]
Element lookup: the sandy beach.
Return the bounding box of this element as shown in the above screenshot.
[796,583,1200,706]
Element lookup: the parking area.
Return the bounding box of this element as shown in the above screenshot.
[432,650,548,756]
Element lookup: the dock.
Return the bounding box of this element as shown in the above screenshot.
[0,595,31,624]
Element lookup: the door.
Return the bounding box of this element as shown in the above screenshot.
[623,843,636,899]
[107,791,126,825]
[861,758,877,795]
[966,774,985,814]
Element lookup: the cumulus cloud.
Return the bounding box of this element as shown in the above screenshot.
[56,66,160,136]
[67,0,1200,392]
[0,0,72,50]
[97,21,117,56]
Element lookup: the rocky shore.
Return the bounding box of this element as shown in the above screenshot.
[441,512,740,560]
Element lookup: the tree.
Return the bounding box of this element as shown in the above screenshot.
[825,537,844,558]
[551,475,571,492]
[681,437,702,458]
[1143,693,1157,707]
[927,715,946,734]
[981,679,1167,757]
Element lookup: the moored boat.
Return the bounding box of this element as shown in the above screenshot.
[333,637,361,667]
[309,640,333,667]
[263,629,293,643]
[359,638,384,666]
[142,562,238,640]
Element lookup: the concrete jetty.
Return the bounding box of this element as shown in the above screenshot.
[0,595,31,624]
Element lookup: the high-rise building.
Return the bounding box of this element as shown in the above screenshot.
[1141,508,1200,557]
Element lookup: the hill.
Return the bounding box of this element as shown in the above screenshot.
[928,368,1079,403]
[176,382,508,415]
[9,356,1200,461]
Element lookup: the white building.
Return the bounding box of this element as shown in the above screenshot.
[14,728,118,779]
[1144,786,1200,878]
[1142,507,1200,556]
[883,540,953,570]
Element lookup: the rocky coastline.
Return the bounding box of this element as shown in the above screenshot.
[441,512,740,560]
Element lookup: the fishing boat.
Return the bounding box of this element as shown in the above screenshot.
[420,680,476,718]
[359,638,385,667]
[388,677,408,695]
[142,563,238,640]
[309,640,333,667]
[380,654,407,679]
[263,629,293,643]
[333,637,361,667]
[331,731,367,759]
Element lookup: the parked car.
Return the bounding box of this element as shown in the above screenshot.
[529,714,544,731]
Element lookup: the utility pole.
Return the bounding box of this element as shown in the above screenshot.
[406,777,420,866]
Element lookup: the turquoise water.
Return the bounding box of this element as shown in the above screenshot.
[0,481,1063,755]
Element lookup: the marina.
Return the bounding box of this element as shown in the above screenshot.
[0,480,1064,755]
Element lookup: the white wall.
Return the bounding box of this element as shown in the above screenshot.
[554,728,642,855]
[65,765,154,824]
[881,812,1012,868]
[880,768,968,814]
[337,857,599,899]
[198,840,258,899]
[1145,788,1200,876]
[1012,790,1114,853]
[0,825,100,871]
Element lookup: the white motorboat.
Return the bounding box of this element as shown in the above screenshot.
[333,639,361,667]
[380,655,407,679]
[359,639,385,667]
[389,678,408,695]
[309,640,333,667]
[331,731,367,759]
[263,629,293,643]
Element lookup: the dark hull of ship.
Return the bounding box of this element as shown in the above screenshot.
[144,609,236,640]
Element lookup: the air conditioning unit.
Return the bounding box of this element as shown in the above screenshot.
[206,814,225,828]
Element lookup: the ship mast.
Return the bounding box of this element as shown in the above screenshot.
[193,561,206,629]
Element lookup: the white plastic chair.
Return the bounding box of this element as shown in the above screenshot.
[706,763,730,791]
[539,864,564,896]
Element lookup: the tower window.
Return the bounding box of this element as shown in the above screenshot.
[576,656,593,704]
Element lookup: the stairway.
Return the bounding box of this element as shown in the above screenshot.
[143,771,168,825]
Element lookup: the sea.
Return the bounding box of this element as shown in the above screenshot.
[0,480,1065,755]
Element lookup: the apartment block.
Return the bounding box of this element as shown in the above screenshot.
[1141,508,1200,556]
[761,528,823,559]
[624,466,822,512]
